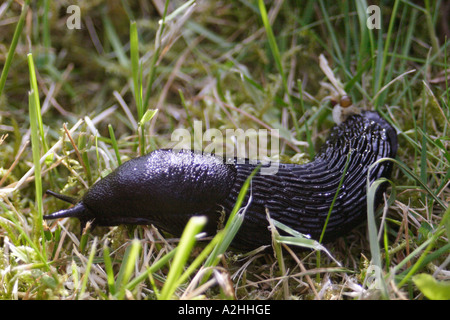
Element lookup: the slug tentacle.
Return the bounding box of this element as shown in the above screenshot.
[43,202,87,220]
[45,190,78,204]
[44,109,397,250]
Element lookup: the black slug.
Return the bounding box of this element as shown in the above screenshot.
[44,110,397,250]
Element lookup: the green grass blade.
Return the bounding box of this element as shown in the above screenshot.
[121,248,177,293]
[28,90,44,248]
[28,52,48,254]
[258,0,301,139]
[102,13,128,68]
[115,239,142,300]
[3,177,49,270]
[297,80,314,158]
[319,149,353,244]
[318,0,345,67]
[139,108,159,126]
[267,211,288,299]
[179,89,194,132]
[143,0,170,110]
[171,166,260,290]
[420,90,428,202]
[171,231,223,291]
[159,216,208,300]
[397,206,450,288]
[103,244,116,295]
[204,165,261,269]
[366,178,391,299]
[391,158,446,209]
[164,0,195,23]
[424,0,440,55]
[374,0,400,107]
[130,21,143,120]
[413,273,450,300]
[367,156,448,292]
[270,218,342,266]
[78,237,98,299]
[355,0,375,72]
[27,53,48,152]
[0,0,29,98]
[129,20,147,154]
[108,124,122,166]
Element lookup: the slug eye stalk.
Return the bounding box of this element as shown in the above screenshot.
[46,190,77,204]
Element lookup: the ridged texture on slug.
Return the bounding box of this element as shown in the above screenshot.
[217,111,397,249]
[44,110,397,250]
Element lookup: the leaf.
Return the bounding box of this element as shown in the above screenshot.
[139,108,158,126]
[269,218,342,267]
[159,216,207,300]
[413,273,450,300]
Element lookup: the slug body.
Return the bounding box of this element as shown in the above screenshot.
[44,110,397,250]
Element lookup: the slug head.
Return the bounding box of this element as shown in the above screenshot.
[43,149,237,235]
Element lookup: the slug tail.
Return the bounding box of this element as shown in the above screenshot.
[43,202,86,220]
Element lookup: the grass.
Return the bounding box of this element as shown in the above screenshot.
[0,0,449,300]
